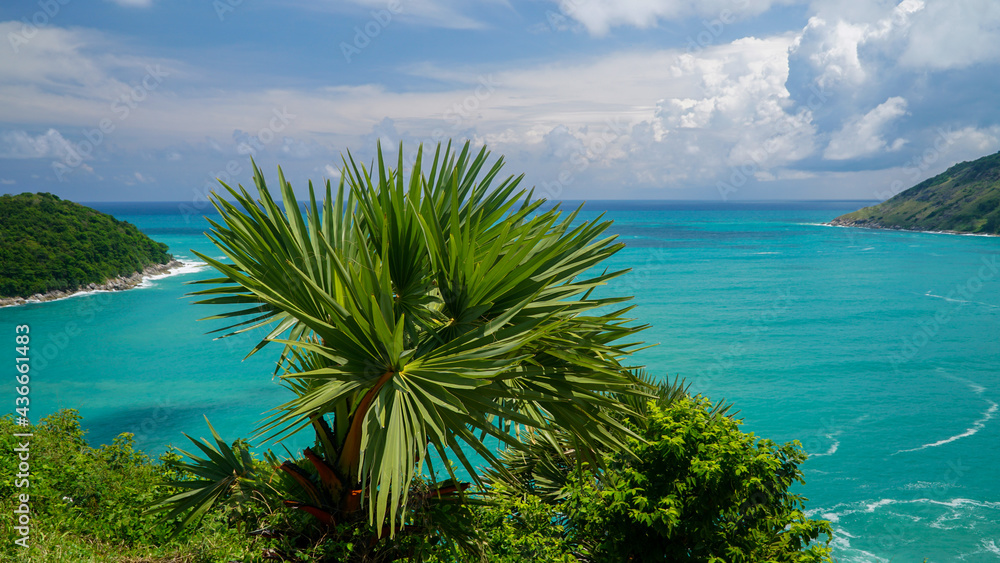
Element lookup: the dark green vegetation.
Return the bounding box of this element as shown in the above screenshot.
[0,192,172,297]
[831,150,1000,234]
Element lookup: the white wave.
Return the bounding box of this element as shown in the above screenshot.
[930,498,1000,510]
[983,539,1000,556]
[138,259,209,288]
[902,481,957,491]
[811,431,841,458]
[931,509,964,530]
[861,246,875,251]
[829,535,890,563]
[821,223,999,238]
[923,290,1000,309]
[754,251,781,255]
[811,496,1000,555]
[2,259,211,307]
[811,414,868,459]
[865,498,897,513]
[938,368,989,395]
[895,401,998,454]
[853,497,1000,514]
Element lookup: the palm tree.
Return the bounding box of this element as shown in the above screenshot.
[152,141,649,558]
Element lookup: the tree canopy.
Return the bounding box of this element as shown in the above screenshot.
[0,192,172,297]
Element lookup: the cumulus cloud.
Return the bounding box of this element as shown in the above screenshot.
[824,96,909,160]
[900,0,1000,69]
[655,36,816,174]
[789,0,1000,107]
[790,0,924,92]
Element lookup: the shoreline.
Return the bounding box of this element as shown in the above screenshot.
[0,259,192,308]
[825,220,1000,238]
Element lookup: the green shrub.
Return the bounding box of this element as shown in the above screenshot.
[0,410,255,562]
[425,483,578,563]
[562,396,833,563]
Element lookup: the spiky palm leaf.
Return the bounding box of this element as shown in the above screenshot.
[171,140,649,536]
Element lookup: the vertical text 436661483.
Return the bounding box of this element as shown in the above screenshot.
[13,324,32,549]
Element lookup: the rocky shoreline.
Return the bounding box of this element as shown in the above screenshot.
[827,219,1000,237]
[0,259,185,308]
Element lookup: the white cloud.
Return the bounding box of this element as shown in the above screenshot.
[655,36,816,173]
[3,12,1000,199]
[106,0,153,6]
[791,0,924,91]
[790,0,1000,104]
[0,22,181,133]
[327,0,485,29]
[551,0,798,36]
[824,96,909,160]
[0,129,76,159]
[937,126,1000,160]
[900,0,1000,69]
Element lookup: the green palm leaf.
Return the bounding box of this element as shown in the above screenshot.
[180,140,649,537]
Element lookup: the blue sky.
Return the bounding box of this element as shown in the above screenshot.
[1,0,999,202]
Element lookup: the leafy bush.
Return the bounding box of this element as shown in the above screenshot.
[0,410,255,562]
[425,483,579,563]
[561,396,833,563]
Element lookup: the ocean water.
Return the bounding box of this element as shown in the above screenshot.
[2,200,998,562]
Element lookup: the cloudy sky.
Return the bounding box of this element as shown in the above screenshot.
[1,0,999,201]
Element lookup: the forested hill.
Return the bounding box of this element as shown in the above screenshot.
[0,193,172,298]
[830,151,1000,235]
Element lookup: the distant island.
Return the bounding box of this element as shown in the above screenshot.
[0,192,181,306]
[830,150,1000,235]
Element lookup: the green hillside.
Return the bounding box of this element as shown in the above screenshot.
[831,150,1000,235]
[0,193,172,298]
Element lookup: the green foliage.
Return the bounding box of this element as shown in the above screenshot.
[832,149,1000,234]
[562,396,833,563]
[0,192,172,297]
[155,139,648,558]
[425,483,579,563]
[0,410,256,562]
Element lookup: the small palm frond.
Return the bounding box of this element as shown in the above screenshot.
[147,418,269,532]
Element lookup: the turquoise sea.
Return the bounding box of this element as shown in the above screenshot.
[2,200,999,561]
